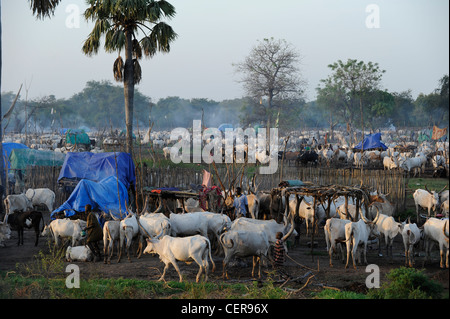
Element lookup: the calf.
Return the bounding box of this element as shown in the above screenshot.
[423,218,449,269]
[66,245,93,262]
[6,210,43,246]
[143,234,215,283]
[220,230,270,279]
[401,221,422,267]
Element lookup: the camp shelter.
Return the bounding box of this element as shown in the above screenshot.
[65,129,91,146]
[57,152,136,189]
[2,142,28,170]
[9,148,66,170]
[353,132,387,151]
[51,175,129,219]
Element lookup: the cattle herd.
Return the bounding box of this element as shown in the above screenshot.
[0,127,449,285]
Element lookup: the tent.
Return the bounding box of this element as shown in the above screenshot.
[9,148,66,170]
[354,132,387,151]
[51,176,129,219]
[65,129,91,146]
[2,142,29,170]
[57,152,136,189]
[218,123,233,132]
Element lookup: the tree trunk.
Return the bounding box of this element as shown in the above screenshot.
[0,2,6,193]
[124,29,134,158]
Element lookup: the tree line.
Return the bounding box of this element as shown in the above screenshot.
[1,73,448,135]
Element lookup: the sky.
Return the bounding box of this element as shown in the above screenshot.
[1,0,449,103]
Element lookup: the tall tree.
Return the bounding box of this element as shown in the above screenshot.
[82,0,177,157]
[317,59,385,142]
[233,37,305,130]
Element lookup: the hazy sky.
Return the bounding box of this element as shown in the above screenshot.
[1,0,449,103]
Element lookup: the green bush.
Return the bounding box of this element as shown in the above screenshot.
[367,267,443,299]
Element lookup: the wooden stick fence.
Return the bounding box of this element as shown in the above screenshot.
[19,165,406,213]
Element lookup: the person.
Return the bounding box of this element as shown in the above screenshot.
[85,204,103,262]
[233,187,249,218]
[273,232,290,280]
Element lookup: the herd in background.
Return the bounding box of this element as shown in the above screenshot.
[0,126,448,283]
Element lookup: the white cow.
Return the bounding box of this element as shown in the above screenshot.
[230,217,296,247]
[383,156,399,170]
[413,188,440,218]
[324,218,351,267]
[423,218,449,269]
[289,196,327,234]
[25,188,56,212]
[169,212,209,237]
[118,213,140,263]
[143,234,215,283]
[41,219,87,247]
[66,245,93,262]
[373,212,403,259]
[219,230,270,279]
[344,210,380,269]
[103,220,120,264]
[401,221,422,267]
[4,194,34,214]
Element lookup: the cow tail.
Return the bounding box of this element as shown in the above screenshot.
[205,237,216,272]
[219,232,234,249]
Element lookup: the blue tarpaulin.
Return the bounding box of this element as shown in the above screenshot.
[57,152,136,189]
[354,133,387,151]
[51,176,129,219]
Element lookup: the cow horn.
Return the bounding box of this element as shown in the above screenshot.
[424,185,433,195]
[281,215,295,242]
[135,215,152,239]
[444,220,449,239]
[438,184,448,194]
[372,205,380,224]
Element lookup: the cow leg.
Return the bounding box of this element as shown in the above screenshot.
[159,263,170,282]
[170,260,183,282]
[191,254,205,283]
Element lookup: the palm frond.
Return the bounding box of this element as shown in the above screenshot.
[133,59,142,84]
[29,0,62,19]
[132,39,142,59]
[113,56,124,82]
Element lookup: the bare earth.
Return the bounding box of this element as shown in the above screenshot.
[0,209,448,298]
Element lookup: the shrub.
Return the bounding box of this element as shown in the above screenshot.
[367,267,443,299]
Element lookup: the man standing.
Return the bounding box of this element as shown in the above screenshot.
[233,187,249,218]
[85,204,103,262]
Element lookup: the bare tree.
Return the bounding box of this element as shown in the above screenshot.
[233,37,305,129]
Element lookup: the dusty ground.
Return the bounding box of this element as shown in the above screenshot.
[0,209,448,298]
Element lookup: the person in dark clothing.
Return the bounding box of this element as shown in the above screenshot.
[85,204,103,261]
[273,232,289,280]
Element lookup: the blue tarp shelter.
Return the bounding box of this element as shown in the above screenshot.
[218,123,233,132]
[57,152,136,189]
[2,142,28,170]
[354,132,387,151]
[51,176,129,219]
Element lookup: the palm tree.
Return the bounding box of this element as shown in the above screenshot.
[82,0,177,157]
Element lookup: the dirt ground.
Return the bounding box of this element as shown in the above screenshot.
[0,208,448,298]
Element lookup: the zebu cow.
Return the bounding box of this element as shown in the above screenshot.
[324,218,351,267]
[6,210,43,246]
[373,210,403,260]
[423,218,449,269]
[25,188,56,212]
[118,213,140,263]
[4,194,34,214]
[143,234,215,283]
[413,188,440,218]
[169,212,209,237]
[66,245,93,262]
[41,218,86,247]
[401,221,422,267]
[344,209,380,269]
[103,220,120,264]
[220,230,270,279]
